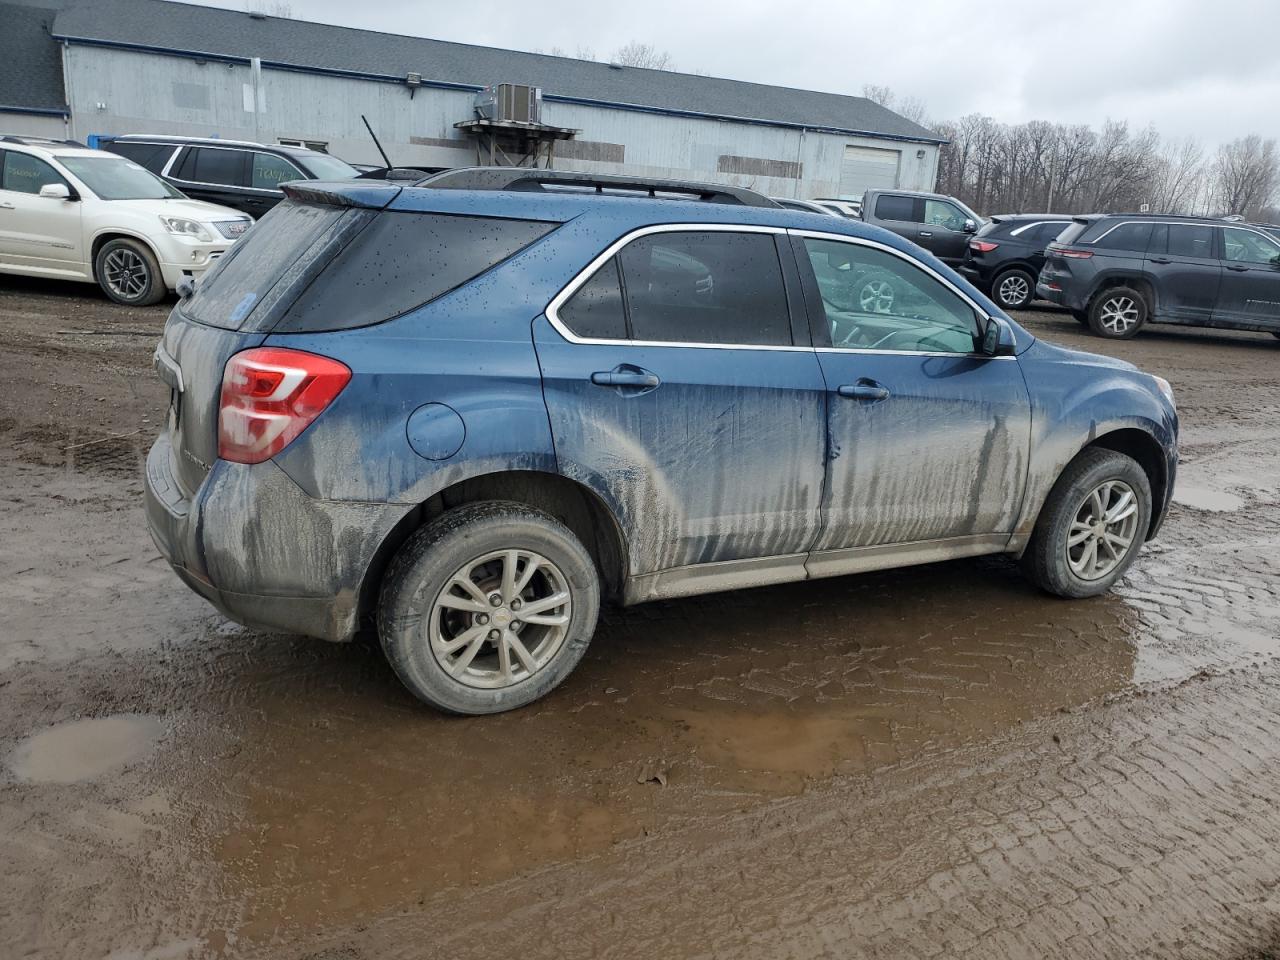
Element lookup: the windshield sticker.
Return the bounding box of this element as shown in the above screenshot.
[229,293,258,324]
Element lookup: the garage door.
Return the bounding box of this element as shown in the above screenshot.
[839,145,900,197]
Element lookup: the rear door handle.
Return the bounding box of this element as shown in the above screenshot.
[590,365,660,393]
[1226,265,1249,272]
[918,231,933,238]
[1148,257,1172,264]
[837,380,890,402]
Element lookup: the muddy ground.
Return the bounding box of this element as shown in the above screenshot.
[2,274,1280,960]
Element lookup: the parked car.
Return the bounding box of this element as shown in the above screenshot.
[0,135,252,305]
[860,189,984,265]
[1038,214,1280,340]
[770,196,842,216]
[99,135,359,217]
[959,214,1075,309]
[811,197,862,218]
[145,167,1177,714]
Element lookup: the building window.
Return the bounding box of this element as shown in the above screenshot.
[278,138,329,153]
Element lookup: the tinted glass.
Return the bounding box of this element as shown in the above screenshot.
[107,141,174,173]
[296,154,358,180]
[1035,221,1071,243]
[184,200,350,329]
[186,148,246,186]
[1054,221,1091,245]
[251,152,302,190]
[616,232,791,346]
[559,257,627,339]
[923,199,967,230]
[2,152,65,194]
[279,213,557,333]
[1221,227,1280,265]
[875,195,916,221]
[60,156,182,200]
[1092,221,1152,252]
[803,237,980,354]
[1167,224,1215,259]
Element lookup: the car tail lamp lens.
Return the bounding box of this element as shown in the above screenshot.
[970,240,999,253]
[218,348,350,464]
[1056,248,1095,259]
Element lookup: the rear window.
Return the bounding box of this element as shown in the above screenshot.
[875,195,917,222]
[183,200,357,329]
[275,212,557,333]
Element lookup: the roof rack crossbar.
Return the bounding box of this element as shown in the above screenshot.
[415,167,779,207]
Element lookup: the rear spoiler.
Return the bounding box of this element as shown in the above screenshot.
[280,179,401,209]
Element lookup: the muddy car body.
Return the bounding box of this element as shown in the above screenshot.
[144,169,1178,713]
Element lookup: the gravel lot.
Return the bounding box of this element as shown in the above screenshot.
[2,275,1279,959]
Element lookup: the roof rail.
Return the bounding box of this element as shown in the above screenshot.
[0,135,87,148]
[416,167,780,207]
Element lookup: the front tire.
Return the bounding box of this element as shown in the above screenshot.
[1022,448,1152,598]
[377,502,600,715]
[1088,286,1148,339]
[95,238,165,306]
[991,268,1034,310]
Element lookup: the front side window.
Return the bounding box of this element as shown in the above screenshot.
[1221,227,1280,265]
[875,195,916,222]
[803,237,981,354]
[924,199,967,231]
[295,154,358,181]
[251,152,304,190]
[617,231,791,346]
[1,152,66,194]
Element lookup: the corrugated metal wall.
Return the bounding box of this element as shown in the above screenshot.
[61,45,939,198]
[0,112,68,139]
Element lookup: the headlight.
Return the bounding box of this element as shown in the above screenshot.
[213,219,252,240]
[159,216,213,242]
[1152,375,1175,409]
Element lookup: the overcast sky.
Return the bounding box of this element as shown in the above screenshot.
[183,0,1280,146]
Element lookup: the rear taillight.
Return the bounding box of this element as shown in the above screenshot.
[970,240,999,253]
[1055,247,1094,259]
[218,347,350,465]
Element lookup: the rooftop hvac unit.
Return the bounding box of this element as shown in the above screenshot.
[475,83,543,124]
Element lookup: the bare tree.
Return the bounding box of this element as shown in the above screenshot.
[1150,136,1204,214]
[861,84,894,108]
[1211,135,1279,219]
[611,42,675,71]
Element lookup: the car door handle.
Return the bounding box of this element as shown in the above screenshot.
[590,365,660,392]
[0,201,13,210]
[1149,257,1172,264]
[1226,265,1249,272]
[837,380,890,402]
[918,231,933,238]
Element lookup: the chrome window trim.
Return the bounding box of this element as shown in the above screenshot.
[788,228,1015,360]
[1009,220,1067,237]
[543,222,813,352]
[161,143,301,195]
[1089,219,1277,247]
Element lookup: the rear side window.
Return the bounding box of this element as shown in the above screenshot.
[106,141,174,173]
[558,257,627,340]
[177,147,247,187]
[277,213,557,333]
[1036,221,1070,243]
[875,195,917,222]
[617,231,791,346]
[1092,222,1152,252]
[1164,224,1215,258]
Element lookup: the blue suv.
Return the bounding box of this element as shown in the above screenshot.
[144,168,1178,714]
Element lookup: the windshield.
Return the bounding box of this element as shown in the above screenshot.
[59,155,184,200]
[296,154,358,180]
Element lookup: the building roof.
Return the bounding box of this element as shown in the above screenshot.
[0,2,68,115]
[50,0,943,143]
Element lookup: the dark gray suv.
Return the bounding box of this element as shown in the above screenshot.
[1038,215,1280,340]
[860,189,983,265]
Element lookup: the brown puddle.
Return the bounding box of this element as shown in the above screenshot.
[191,556,1139,944]
[7,714,163,783]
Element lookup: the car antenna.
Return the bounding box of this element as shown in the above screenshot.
[362,114,394,169]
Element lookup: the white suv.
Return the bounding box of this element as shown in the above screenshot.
[0,136,252,306]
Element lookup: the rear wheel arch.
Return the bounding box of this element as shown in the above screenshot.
[1089,274,1156,315]
[357,469,628,630]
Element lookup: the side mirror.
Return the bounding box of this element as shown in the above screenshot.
[963,218,977,234]
[39,183,71,200]
[980,316,1017,357]
[175,276,196,299]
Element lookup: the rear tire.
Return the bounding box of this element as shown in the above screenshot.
[1022,448,1152,598]
[95,238,165,306]
[991,268,1034,310]
[1088,286,1148,339]
[377,501,600,715]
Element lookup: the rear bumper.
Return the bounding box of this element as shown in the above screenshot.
[958,264,990,290]
[144,433,411,641]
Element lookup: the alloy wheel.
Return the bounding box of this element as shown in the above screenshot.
[1066,479,1140,580]
[1099,295,1140,335]
[859,279,895,313]
[998,274,1030,307]
[428,549,572,689]
[103,248,149,300]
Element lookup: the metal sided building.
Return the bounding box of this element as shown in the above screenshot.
[10,0,945,199]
